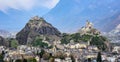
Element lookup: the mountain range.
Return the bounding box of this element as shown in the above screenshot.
[0,29,17,38]
[97,13,120,32]
[0,30,10,37]
[103,24,120,43]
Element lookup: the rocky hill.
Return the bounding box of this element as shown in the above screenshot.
[16,16,61,45]
[0,36,9,46]
[79,21,100,35]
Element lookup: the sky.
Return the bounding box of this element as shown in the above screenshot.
[0,0,120,33]
[0,0,59,32]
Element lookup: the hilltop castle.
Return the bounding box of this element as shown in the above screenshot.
[80,20,100,35]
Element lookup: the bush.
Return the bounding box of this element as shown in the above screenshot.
[91,36,107,51]
[27,58,37,62]
[23,59,27,62]
[0,54,4,62]
[32,37,48,48]
[70,33,81,42]
[39,49,45,58]
[81,34,92,42]
[61,33,71,44]
[15,59,22,62]
[10,39,19,48]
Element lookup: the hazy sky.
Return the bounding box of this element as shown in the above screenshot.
[0,0,59,32]
[0,0,120,33]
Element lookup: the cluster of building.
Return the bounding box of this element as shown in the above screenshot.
[0,45,40,62]
[1,40,120,62]
[1,21,120,62]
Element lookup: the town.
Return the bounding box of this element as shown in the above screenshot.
[0,17,120,62]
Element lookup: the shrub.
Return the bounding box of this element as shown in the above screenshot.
[27,58,37,62]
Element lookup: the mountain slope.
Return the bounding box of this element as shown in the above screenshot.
[0,36,9,47]
[16,16,61,45]
[104,24,120,43]
[97,13,120,32]
[110,24,120,34]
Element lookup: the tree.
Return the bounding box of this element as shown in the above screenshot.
[0,54,4,62]
[39,49,45,58]
[61,33,71,44]
[10,39,19,48]
[23,59,27,62]
[91,36,107,51]
[88,58,91,62]
[15,59,22,62]
[96,52,102,62]
[27,58,37,62]
[32,37,48,48]
[70,33,81,42]
[81,34,92,42]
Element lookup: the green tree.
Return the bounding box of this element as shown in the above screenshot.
[39,49,45,58]
[81,34,92,42]
[61,33,71,44]
[10,39,19,48]
[70,33,81,42]
[32,37,48,48]
[0,54,4,62]
[27,58,37,62]
[91,36,107,51]
[96,52,102,62]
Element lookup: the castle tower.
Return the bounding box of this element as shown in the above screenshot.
[85,20,93,29]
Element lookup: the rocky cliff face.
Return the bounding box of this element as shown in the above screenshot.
[16,16,61,45]
[0,36,9,46]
